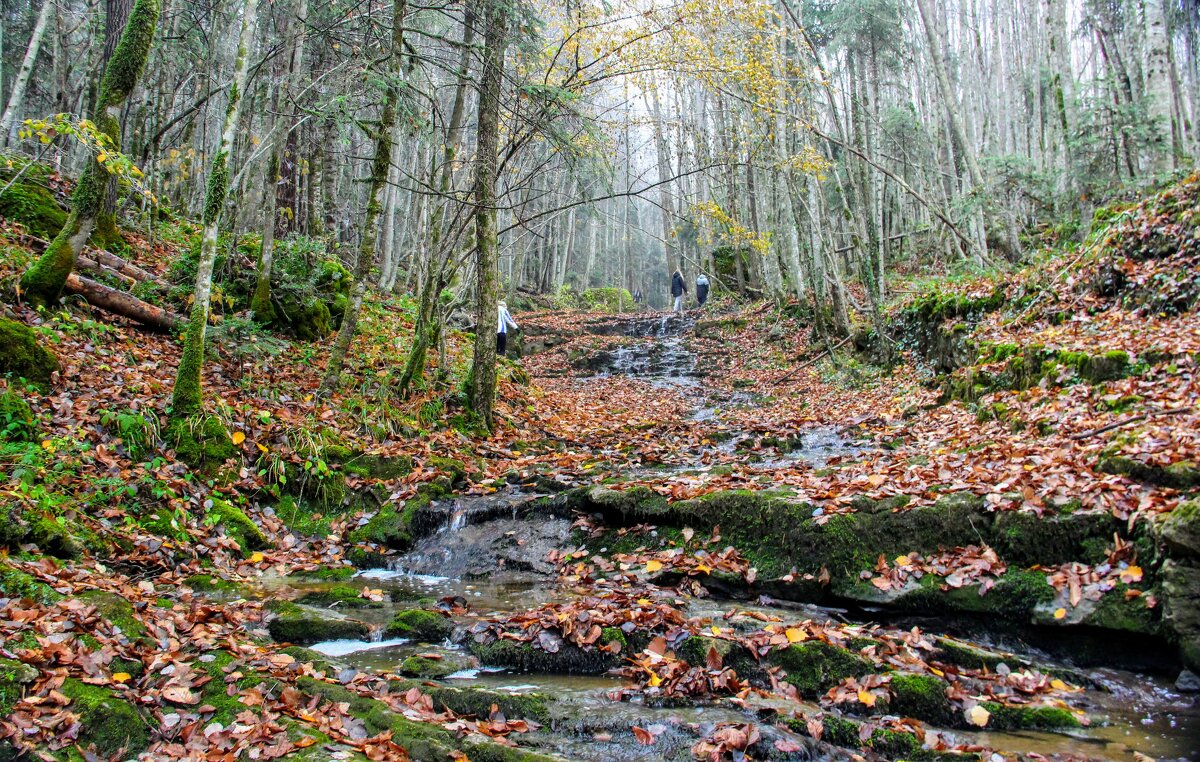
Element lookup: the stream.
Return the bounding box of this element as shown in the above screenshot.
[280,316,1199,761]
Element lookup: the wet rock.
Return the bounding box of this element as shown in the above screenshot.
[296,585,385,609]
[468,638,620,675]
[1175,669,1200,692]
[397,652,474,679]
[266,601,370,645]
[764,641,873,698]
[1162,559,1200,672]
[1161,500,1200,557]
[384,609,453,642]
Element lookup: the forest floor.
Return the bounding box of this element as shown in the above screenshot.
[1,176,1199,762]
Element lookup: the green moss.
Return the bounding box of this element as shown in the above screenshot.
[60,678,150,757]
[0,561,59,602]
[1087,584,1160,633]
[275,291,332,340]
[1099,456,1200,489]
[766,641,874,697]
[398,655,460,679]
[384,609,452,641]
[888,673,954,726]
[296,585,382,608]
[468,638,619,675]
[348,485,439,551]
[184,573,239,593]
[266,600,370,645]
[979,702,1080,730]
[0,391,36,442]
[78,590,150,645]
[208,497,269,552]
[194,650,270,725]
[0,318,59,387]
[0,657,37,716]
[166,414,234,471]
[0,181,66,238]
[1161,500,1200,557]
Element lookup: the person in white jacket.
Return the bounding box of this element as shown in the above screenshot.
[497,300,519,357]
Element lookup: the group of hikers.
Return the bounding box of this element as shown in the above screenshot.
[497,270,712,357]
[633,271,711,313]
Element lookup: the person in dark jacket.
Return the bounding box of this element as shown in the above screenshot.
[670,270,686,312]
[696,273,710,307]
[633,287,643,304]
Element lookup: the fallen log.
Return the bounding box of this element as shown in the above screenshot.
[77,254,136,289]
[18,232,168,286]
[64,273,185,330]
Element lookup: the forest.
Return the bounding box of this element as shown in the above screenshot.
[0,0,1198,760]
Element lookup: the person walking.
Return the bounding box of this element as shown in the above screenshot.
[496,300,519,357]
[670,270,686,312]
[695,273,710,308]
[633,287,643,305]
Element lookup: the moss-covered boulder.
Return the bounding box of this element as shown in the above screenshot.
[0,181,67,239]
[0,318,59,387]
[468,637,620,675]
[1162,559,1200,672]
[60,678,151,757]
[1099,456,1200,490]
[887,673,955,726]
[275,291,332,340]
[385,609,453,642]
[78,589,151,646]
[297,585,383,609]
[209,497,269,552]
[349,486,442,554]
[977,701,1080,730]
[389,677,549,722]
[1161,501,1200,558]
[0,657,37,716]
[266,601,370,645]
[398,653,470,679]
[764,641,874,697]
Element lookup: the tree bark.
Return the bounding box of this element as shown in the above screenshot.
[465,0,508,429]
[0,0,54,148]
[318,0,407,396]
[171,0,260,417]
[65,273,183,330]
[19,0,159,307]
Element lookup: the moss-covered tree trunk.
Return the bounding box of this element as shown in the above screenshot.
[317,0,407,396]
[170,0,260,417]
[465,0,508,430]
[18,0,159,307]
[398,4,475,397]
[250,0,308,324]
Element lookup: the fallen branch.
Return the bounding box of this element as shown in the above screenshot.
[1068,407,1192,440]
[64,273,185,331]
[17,232,167,286]
[77,254,136,289]
[771,335,852,384]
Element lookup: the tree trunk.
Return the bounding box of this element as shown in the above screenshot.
[318,0,407,396]
[19,0,159,308]
[251,0,308,324]
[65,273,183,330]
[465,0,508,429]
[170,0,260,417]
[0,0,54,148]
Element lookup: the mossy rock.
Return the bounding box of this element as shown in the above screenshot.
[294,676,557,762]
[0,560,58,602]
[209,497,269,552]
[78,589,151,646]
[765,641,874,697]
[0,657,37,716]
[978,701,1080,730]
[992,510,1120,566]
[296,585,383,608]
[1099,456,1200,489]
[675,635,764,680]
[274,291,332,340]
[1162,559,1200,671]
[166,414,234,471]
[0,181,66,238]
[888,673,955,726]
[266,600,370,645]
[468,638,620,675]
[398,654,469,679]
[184,573,240,594]
[348,486,441,552]
[0,391,36,442]
[0,318,59,387]
[389,678,549,722]
[60,678,151,758]
[1161,501,1200,558]
[385,609,453,642]
[194,649,272,725]
[0,510,85,559]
